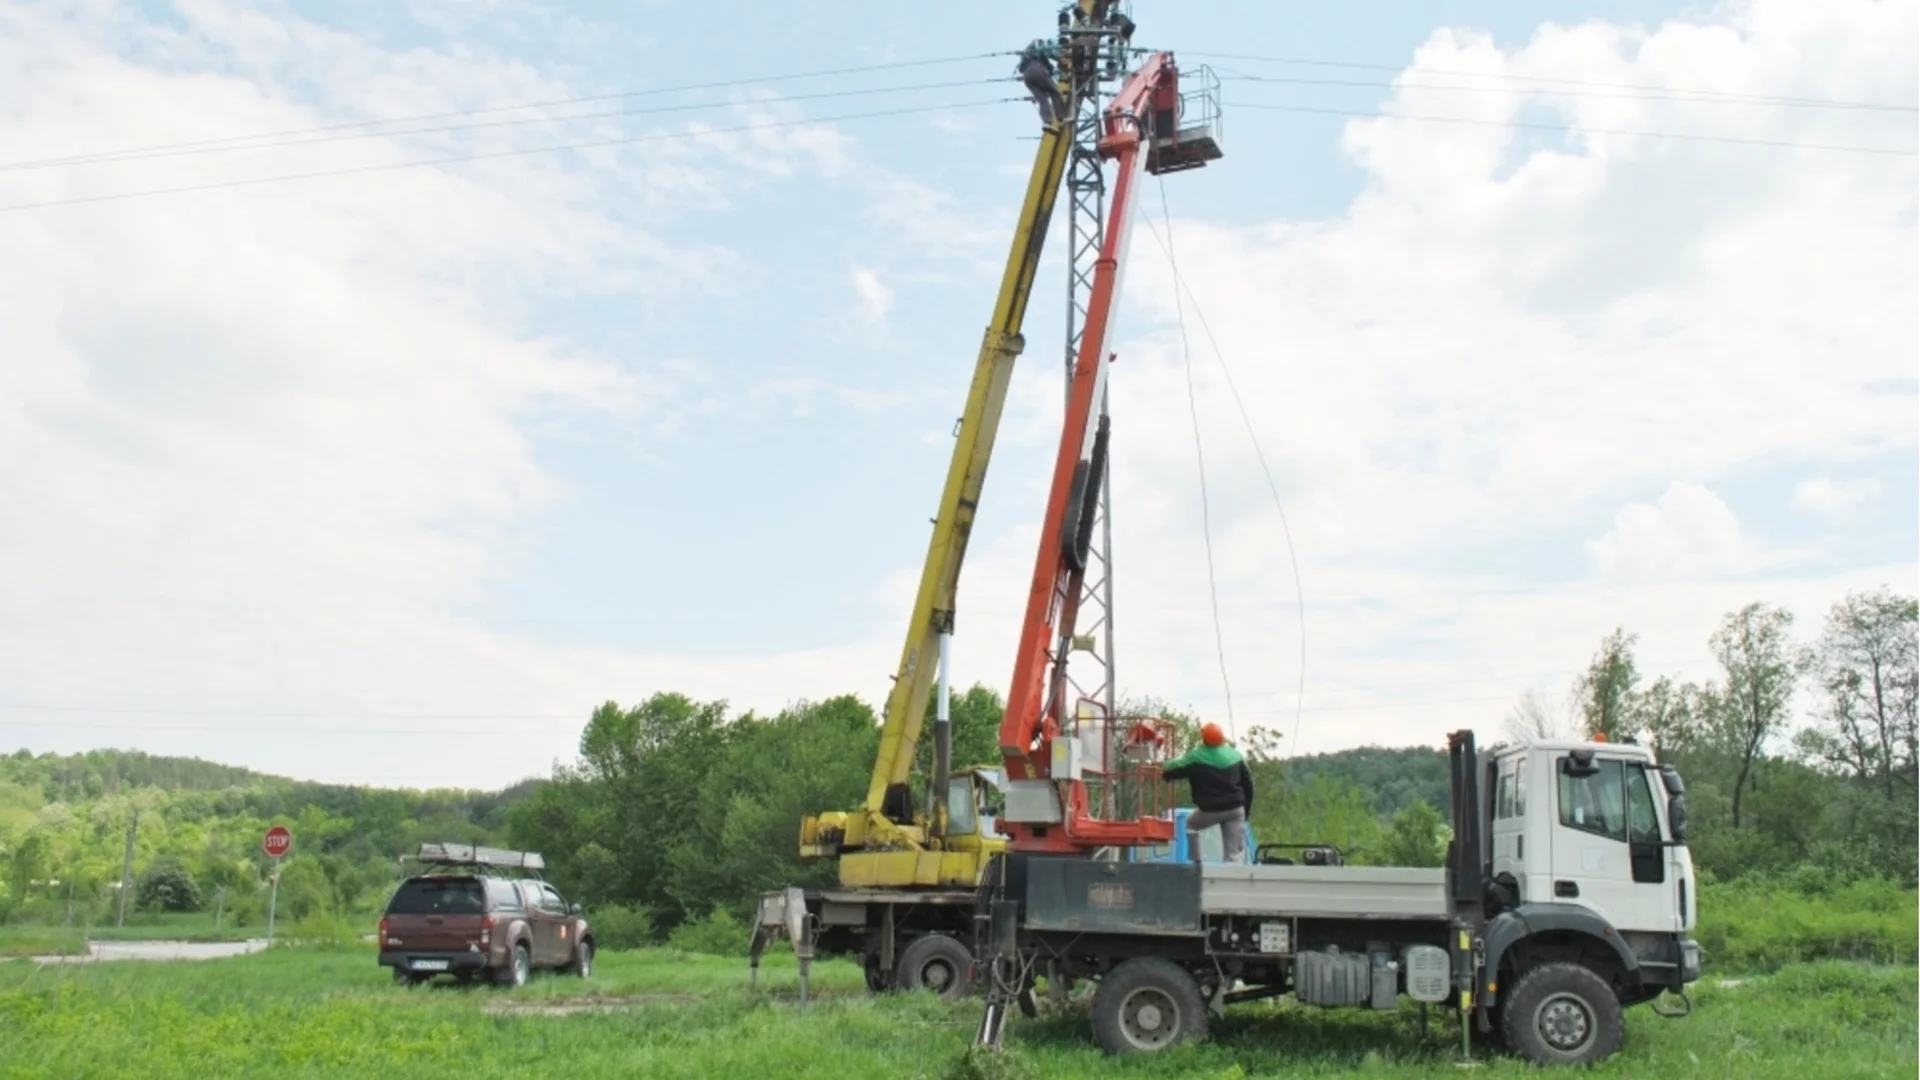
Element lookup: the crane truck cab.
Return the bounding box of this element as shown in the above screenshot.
[974,731,1701,1067]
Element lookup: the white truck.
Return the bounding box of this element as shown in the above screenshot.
[972,730,1701,1066]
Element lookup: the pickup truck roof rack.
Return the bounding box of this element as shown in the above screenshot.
[405,842,547,875]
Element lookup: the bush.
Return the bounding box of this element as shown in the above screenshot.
[136,860,201,913]
[664,907,749,956]
[587,903,653,951]
[1697,876,1917,971]
[283,910,361,949]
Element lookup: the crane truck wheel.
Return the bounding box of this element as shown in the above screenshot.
[1500,962,1625,1066]
[893,934,975,1000]
[1090,958,1208,1056]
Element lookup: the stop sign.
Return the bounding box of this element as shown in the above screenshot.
[262,825,292,859]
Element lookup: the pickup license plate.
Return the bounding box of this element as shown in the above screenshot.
[410,959,450,971]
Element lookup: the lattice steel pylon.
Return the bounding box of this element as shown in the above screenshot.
[1058,4,1135,747]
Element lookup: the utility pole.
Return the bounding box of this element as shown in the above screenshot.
[114,807,138,928]
[1060,3,1132,745]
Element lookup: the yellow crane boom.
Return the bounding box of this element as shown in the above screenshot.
[797,49,1080,888]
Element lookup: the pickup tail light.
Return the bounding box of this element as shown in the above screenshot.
[378,917,389,943]
[480,913,494,947]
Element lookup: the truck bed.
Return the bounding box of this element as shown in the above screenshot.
[1200,864,1450,920]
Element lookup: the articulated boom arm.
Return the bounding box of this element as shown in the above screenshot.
[997,52,1216,853]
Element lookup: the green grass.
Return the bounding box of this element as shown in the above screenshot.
[1695,877,1918,970]
[0,945,1912,1079]
[0,912,265,957]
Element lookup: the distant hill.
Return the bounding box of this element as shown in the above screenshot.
[1276,745,1450,817]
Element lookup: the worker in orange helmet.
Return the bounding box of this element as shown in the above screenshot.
[1161,722,1255,864]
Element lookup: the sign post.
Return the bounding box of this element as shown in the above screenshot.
[262,825,292,945]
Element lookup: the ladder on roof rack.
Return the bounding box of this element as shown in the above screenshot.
[406,842,547,873]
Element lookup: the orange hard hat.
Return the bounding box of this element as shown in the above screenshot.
[1200,722,1226,747]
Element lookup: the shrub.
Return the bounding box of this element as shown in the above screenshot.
[664,907,749,956]
[1697,875,1917,971]
[587,903,653,951]
[136,860,202,913]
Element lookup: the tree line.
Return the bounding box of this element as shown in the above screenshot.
[1,586,1910,941]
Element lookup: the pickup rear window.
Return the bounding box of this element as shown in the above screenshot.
[386,877,486,915]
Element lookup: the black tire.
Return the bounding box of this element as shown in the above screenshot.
[1501,962,1625,1066]
[566,939,594,978]
[494,943,532,989]
[893,935,974,1001]
[863,954,891,995]
[1090,957,1208,1056]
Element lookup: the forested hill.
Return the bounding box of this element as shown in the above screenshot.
[1278,746,1449,817]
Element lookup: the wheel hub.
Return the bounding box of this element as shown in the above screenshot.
[1120,987,1179,1050]
[924,961,952,990]
[1538,994,1593,1051]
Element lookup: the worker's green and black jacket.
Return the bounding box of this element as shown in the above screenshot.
[1161,744,1255,815]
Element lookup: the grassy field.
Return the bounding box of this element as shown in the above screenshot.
[0,946,1912,1080]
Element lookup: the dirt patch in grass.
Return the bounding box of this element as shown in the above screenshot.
[483,994,701,1016]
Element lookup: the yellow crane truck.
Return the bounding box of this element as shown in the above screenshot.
[746,3,1102,1003]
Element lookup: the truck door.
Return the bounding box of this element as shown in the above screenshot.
[1489,755,1526,895]
[1550,755,1673,932]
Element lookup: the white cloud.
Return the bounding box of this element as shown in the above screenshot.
[2,0,1914,787]
[1791,476,1884,520]
[1587,483,1749,580]
[851,266,893,322]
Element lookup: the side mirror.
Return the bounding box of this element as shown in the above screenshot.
[1666,795,1688,842]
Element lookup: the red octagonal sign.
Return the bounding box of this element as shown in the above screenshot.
[262,825,292,859]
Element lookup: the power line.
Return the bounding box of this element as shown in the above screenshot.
[1189,50,1915,112]
[0,97,1018,214]
[1213,71,1920,113]
[1157,174,1236,738]
[1138,211,1310,758]
[0,77,1012,174]
[3,52,1008,173]
[1225,99,1920,156]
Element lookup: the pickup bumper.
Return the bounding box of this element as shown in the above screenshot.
[379,949,491,974]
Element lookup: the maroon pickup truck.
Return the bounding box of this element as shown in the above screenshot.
[378,845,593,988]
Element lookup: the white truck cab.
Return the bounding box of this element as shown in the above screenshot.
[1488,739,1696,950]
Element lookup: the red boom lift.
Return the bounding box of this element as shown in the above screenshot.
[996,51,1221,855]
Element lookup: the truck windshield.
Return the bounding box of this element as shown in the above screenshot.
[387,877,486,915]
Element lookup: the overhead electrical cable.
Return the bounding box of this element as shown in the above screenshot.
[1190,50,1915,112]
[0,77,1013,173]
[0,97,1019,214]
[1214,70,1920,112]
[1225,100,1919,156]
[2,52,1008,173]
[1157,175,1237,739]
[1138,211,1309,758]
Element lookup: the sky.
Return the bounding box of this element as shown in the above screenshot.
[0,0,1914,790]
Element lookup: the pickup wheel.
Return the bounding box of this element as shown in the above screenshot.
[494,942,532,989]
[566,940,594,978]
[1501,962,1624,1066]
[894,934,974,1000]
[1091,958,1207,1056]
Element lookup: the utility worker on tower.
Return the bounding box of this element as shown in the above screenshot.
[1162,722,1254,864]
[1017,37,1066,129]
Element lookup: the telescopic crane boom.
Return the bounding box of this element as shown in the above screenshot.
[795,3,1135,888]
[997,50,1222,855]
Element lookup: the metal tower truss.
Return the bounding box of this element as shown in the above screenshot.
[1059,3,1131,726]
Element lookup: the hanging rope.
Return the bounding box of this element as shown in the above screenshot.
[1143,193,1308,759]
[1158,176,1237,739]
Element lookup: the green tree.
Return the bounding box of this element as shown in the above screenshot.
[1797,588,1918,801]
[1710,602,1802,829]
[1577,627,1641,741]
[136,858,202,913]
[1378,799,1448,868]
